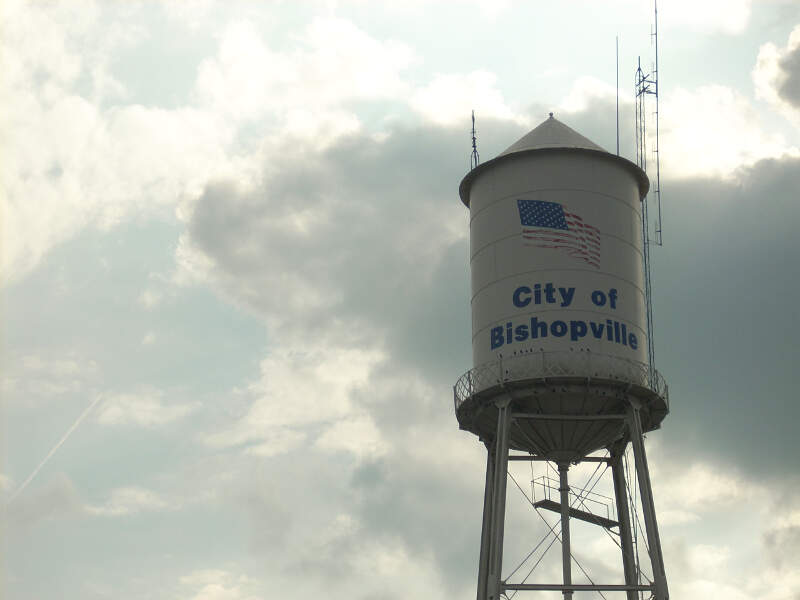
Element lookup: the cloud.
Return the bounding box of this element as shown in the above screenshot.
[86,486,171,516]
[0,352,100,403]
[175,122,477,372]
[94,390,196,427]
[202,341,384,457]
[5,5,800,595]
[648,155,800,475]
[658,0,752,34]
[174,120,488,477]
[411,71,525,125]
[4,473,82,528]
[754,24,800,124]
[194,18,413,123]
[554,76,800,180]
[659,84,798,178]
[1,81,238,284]
[138,287,164,309]
[178,570,263,600]
[1,8,417,283]
[655,462,765,512]
[763,514,800,572]
[558,75,625,114]
[313,415,387,458]
[169,101,800,593]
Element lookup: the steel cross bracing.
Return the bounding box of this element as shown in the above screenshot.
[474,401,669,600]
[505,466,614,599]
[510,454,654,600]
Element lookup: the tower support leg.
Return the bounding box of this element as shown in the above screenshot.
[558,463,573,599]
[627,405,669,600]
[476,441,495,600]
[487,397,512,600]
[610,443,638,600]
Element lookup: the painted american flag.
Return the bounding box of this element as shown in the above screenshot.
[517,199,601,268]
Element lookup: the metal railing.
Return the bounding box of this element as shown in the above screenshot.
[453,350,668,413]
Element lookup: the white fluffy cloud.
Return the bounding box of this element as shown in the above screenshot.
[203,342,384,458]
[5,3,800,599]
[86,486,171,516]
[411,71,525,125]
[179,570,263,600]
[611,0,752,34]
[1,54,237,283]
[754,24,800,125]
[655,461,765,511]
[660,0,752,34]
[559,75,625,114]
[0,473,13,493]
[189,15,413,158]
[94,390,196,427]
[0,8,417,283]
[1,352,100,403]
[659,84,798,178]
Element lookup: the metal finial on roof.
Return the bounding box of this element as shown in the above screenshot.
[549,112,554,118]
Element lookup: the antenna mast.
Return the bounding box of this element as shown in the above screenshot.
[635,0,663,382]
[616,35,620,156]
[470,110,480,170]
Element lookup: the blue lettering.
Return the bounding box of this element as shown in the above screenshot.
[570,320,587,341]
[530,317,548,339]
[551,320,568,337]
[544,282,557,303]
[591,290,606,307]
[558,287,575,307]
[514,324,529,342]
[491,326,504,349]
[513,286,532,308]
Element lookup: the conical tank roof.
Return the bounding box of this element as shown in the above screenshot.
[499,113,607,156]
[459,114,649,205]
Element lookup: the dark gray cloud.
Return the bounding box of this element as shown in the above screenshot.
[186,120,524,384]
[182,108,800,595]
[187,110,800,477]
[763,523,800,573]
[778,42,800,108]
[651,156,800,475]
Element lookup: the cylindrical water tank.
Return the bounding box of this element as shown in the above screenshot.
[462,115,649,378]
[455,115,667,459]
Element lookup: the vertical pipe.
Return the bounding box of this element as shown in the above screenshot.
[628,406,669,599]
[558,463,573,599]
[477,441,495,600]
[610,445,638,600]
[488,398,512,600]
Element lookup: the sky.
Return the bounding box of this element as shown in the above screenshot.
[1,0,800,598]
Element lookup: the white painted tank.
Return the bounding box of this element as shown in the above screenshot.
[461,115,650,384]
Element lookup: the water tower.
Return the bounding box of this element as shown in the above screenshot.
[454,115,670,599]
